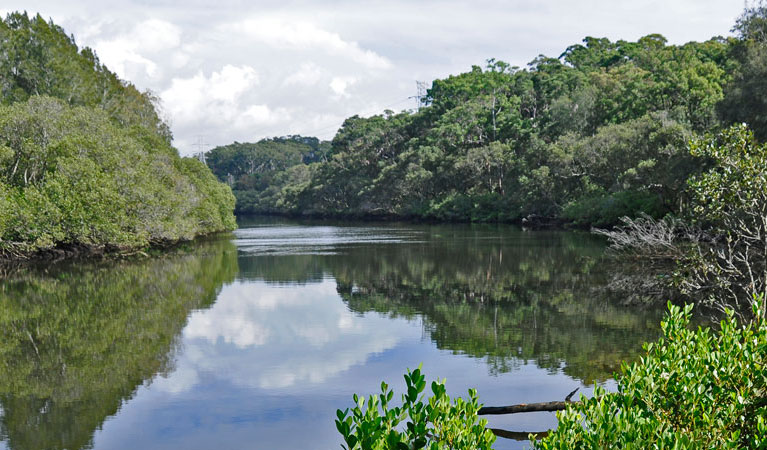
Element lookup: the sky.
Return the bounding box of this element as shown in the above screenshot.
[0,0,746,155]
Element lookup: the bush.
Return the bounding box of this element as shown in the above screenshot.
[563,190,667,227]
[595,125,767,319]
[534,302,767,449]
[0,97,236,256]
[336,366,496,450]
[678,125,767,316]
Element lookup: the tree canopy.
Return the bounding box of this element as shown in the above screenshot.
[207,8,767,227]
[0,12,236,257]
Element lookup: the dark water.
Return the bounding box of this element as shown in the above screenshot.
[0,218,666,449]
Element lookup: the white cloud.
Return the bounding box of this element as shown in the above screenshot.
[93,40,159,80]
[90,18,182,81]
[239,104,290,126]
[329,76,356,97]
[151,366,200,394]
[133,19,182,53]
[283,62,324,87]
[161,64,263,127]
[208,65,259,102]
[229,17,392,70]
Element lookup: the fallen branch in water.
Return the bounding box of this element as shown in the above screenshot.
[478,387,579,415]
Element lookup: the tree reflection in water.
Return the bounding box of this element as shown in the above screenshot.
[0,239,238,450]
[0,221,669,450]
[236,223,665,384]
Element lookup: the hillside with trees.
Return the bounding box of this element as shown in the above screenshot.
[207,8,765,228]
[205,136,330,214]
[0,12,236,258]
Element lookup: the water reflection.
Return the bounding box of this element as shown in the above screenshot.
[173,280,410,391]
[237,224,664,383]
[0,240,237,450]
[0,220,665,450]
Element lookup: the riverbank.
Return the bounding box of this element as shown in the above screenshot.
[0,231,234,264]
[235,210,580,230]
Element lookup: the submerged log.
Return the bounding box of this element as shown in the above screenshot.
[478,388,579,415]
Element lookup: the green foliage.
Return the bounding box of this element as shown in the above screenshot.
[0,12,235,257]
[687,124,766,224]
[210,19,746,226]
[597,124,767,318]
[719,2,767,141]
[563,190,667,227]
[718,43,767,142]
[733,0,767,42]
[534,302,767,449]
[205,136,330,214]
[0,97,235,255]
[674,125,767,315]
[335,366,495,450]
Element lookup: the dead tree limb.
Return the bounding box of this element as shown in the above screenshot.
[478,387,579,415]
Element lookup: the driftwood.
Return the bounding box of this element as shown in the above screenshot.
[478,388,579,416]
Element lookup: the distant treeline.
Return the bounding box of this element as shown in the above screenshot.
[207,8,766,226]
[0,12,236,257]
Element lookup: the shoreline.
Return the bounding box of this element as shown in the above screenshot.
[234,210,590,231]
[0,212,597,264]
[0,230,234,264]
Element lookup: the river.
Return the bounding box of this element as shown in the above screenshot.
[0,217,665,449]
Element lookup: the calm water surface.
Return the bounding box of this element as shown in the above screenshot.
[0,218,665,449]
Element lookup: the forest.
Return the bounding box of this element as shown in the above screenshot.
[207,6,766,228]
[0,12,236,258]
[1,5,766,449]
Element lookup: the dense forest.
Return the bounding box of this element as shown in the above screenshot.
[0,12,236,258]
[207,7,766,227]
[205,136,331,214]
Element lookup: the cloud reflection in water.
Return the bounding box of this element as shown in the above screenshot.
[154,278,416,393]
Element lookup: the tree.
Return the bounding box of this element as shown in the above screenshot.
[0,97,235,256]
[719,2,767,141]
[679,125,767,316]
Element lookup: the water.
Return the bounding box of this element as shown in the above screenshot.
[0,218,665,449]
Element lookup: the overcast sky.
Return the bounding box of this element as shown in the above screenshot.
[0,1,746,155]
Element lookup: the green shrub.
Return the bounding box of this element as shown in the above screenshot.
[0,97,236,255]
[337,303,766,450]
[336,366,496,450]
[563,190,667,227]
[534,302,767,449]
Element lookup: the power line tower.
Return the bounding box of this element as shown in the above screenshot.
[193,135,209,163]
[409,81,428,112]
